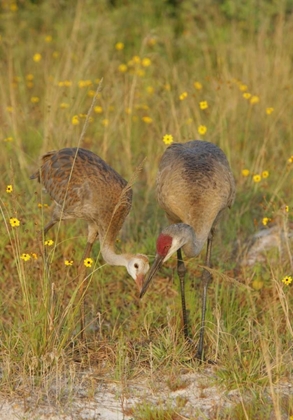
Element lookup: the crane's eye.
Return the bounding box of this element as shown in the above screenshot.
[134,263,139,269]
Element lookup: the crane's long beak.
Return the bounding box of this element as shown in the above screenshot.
[135,273,145,293]
[139,254,164,298]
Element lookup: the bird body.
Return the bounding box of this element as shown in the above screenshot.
[31,147,149,290]
[140,140,235,360]
[156,141,235,256]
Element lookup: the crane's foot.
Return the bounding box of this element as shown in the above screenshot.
[195,349,217,365]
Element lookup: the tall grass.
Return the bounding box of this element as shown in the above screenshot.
[0,0,293,417]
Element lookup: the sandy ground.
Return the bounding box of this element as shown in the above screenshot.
[0,368,292,419]
[0,368,237,419]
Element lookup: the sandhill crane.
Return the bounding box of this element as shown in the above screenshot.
[140,140,235,361]
[31,147,149,333]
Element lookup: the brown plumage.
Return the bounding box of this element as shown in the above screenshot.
[30,147,149,290]
[140,140,235,360]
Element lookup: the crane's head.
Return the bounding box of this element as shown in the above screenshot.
[127,254,150,293]
[139,233,173,298]
[140,224,192,298]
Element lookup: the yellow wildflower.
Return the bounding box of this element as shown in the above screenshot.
[94,106,103,114]
[44,239,54,246]
[102,119,109,127]
[287,155,293,163]
[199,101,208,110]
[65,260,74,266]
[239,84,248,91]
[10,217,20,227]
[115,42,124,51]
[266,107,274,115]
[4,137,13,142]
[45,35,52,43]
[33,53,42,63]
[26,74,34,81]
[179,92,188,101]
[20,253,31,261]
[252,279,264,290]
[141,57,151,67]
[84,258,93,267]
[262,217,271,226]
[31,253,38,259]
[262,171,269,179]
[132,56,141,64]
[10,3,18,11]
[30,96,40,103]
[146,86,154,94]
[285,205,289,212]
[282,275,292,286]
[198,125,207,135]
[250,95,260,104]
[6,185,13,193]
[253,174,261,183]
[142,116,152,124]
[242,169,250,177]
[78,80,92,88]
[194,81,202,90]
[71,115,80,125]
[118,64,128,73]
[163,134,173,145]
[243,92,251,99]
[60,102,69,109]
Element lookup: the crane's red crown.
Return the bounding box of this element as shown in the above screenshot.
[156,233,172,257]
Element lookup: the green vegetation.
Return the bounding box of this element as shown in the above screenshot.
[0,0,293,418]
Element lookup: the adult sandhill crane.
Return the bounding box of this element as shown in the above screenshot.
[31,147,149,333]
[140,140,235,361]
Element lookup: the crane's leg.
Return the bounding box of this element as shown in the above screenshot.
[177,248,189,340]
[78,241,94,340]
[44,220,56,236]
[196,227,215,361]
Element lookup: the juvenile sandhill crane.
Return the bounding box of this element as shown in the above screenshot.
[140,140,235,361]
[31,147,149,333]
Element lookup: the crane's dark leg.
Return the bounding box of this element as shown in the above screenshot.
[44,220,56,236]
[78,241,94,340]
[196,227,215,361]
[177,248,189,340]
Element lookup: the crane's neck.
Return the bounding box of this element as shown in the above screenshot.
[182,232,205,258]
[162,223,207,261]
[100,242,130,268]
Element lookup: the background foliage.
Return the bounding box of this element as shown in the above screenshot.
[0,0,293,418]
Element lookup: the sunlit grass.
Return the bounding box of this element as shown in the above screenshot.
[0,0,293,417]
